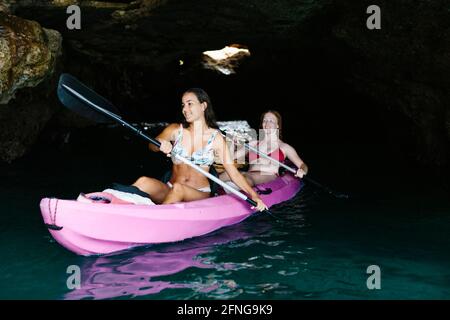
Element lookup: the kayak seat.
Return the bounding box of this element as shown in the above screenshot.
[160,165,220,197]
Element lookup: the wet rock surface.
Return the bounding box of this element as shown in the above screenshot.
[0,13,61,104]
[0,8,62,162]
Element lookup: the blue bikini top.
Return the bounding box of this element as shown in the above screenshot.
[171,124,218,166]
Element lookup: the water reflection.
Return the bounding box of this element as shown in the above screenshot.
[64,220,271,300]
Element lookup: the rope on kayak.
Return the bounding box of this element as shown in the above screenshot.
[47,198,61,229]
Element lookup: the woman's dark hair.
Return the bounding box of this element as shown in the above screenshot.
[182,88,219,129]
[260,110,282,139]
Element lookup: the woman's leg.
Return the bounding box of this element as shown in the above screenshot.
[163,182,210,204]
[221,171,256,187]
[221,171,275,188]
[219,171,231,182]
[132,176,171,204]
[244,172,277,186]
[239,172,255,187]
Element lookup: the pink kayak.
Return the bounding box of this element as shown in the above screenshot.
[39,173,302,256]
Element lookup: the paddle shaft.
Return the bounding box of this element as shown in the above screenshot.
[63,85,258,207]
[220,130,348,199]
[220,129,296,174]
[244,142,326,190]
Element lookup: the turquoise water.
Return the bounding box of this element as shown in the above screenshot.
[0,128,449,300]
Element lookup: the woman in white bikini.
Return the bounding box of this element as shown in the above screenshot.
[132,88,267,211]
[220,110,308,186]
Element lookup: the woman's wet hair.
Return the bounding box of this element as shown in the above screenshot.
[260,110,282,139]
[182,88,219,129]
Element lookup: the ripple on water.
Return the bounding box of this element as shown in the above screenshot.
[228,239,285,249]
[263,254,285,260]
[183,276,244,299]
[278,268,300,276]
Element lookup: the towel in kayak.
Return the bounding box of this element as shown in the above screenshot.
[77,189,155,205]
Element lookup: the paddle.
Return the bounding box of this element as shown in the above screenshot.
[57,73,273,214]
[219,130,349,199]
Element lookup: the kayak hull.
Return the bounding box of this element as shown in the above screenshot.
[40,174,302,256]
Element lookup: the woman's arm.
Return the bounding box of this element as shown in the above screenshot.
[215,135,267,211]
[281,142,308,177]
[223,135,253,164]
[149,123,179,153]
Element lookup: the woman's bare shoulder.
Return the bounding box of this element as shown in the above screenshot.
[279,140,294,152]
[158,123,181,140]
[211,129,225,145]
[166,123,181,130]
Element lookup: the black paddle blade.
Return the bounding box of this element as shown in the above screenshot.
[57,73,121,124]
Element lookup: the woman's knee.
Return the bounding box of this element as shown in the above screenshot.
[134,176,149,185]
[133,176,158,189]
